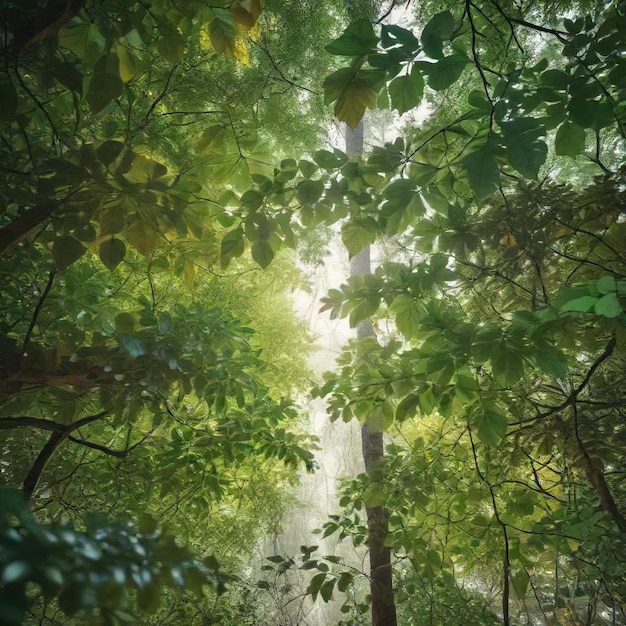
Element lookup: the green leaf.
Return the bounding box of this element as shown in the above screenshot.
[313,149,348,170]
[594,292,621,318]
[99,238,126,271]
[115,312,135,333]
[362,482,386,507]
[97,141,125,165]
[473,323,501,362]
[380,24,420,54]
[251,239,274,268]
[560,295,597,313]
[220,227,244,268]
[597,275,616,294]
[511,569,530,597]
[209,10,236,56]
[555,120,586,157]
[325,20,378,56]
[388,67,424,115]
[418,387,436,415]
[58,23,105,62]
[158,32,185,64]
[0,73,17,121]
[341,218,377,257]
[462,146,500,198]
[334,78,377,128]
[540,69,570,89]
[418,54,467,91]
[126,221,157,256]
[195,125,225,153]
[492,342,524,388]
[52,236,86,270]
[567,97,614,130]
[391,294,425,339]
[86,54,124,115]
[337,572,353,592]
[421,11,456,59]
[477,408,507,446]
[500,117,547,179]
[296,179,324,204]
[117,45,136,82]
[535,346,568,378]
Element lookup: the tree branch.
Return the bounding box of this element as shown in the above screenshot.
[22,411,111,499]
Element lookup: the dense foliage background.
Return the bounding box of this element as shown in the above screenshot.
[1,0,625,624]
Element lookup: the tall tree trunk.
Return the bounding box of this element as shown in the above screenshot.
[345,122,398,626]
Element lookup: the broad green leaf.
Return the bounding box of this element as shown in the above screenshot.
[319,579,335,602]
[58,23,105,62]
[296,179,324,204]
[334,78,377,128]
[511,569,530,597]
[313,149,348,170]
[421,11,456,59]
[391,294,425,339]
[337,572,353,592]
[52,236,86,270]
[491,342,524,388]
[472,322,502,363]
[220,227,244,268]
[597,275,616,294]
[97,140,125,165]
[500,117,547,179]
[99,204,126,235]
[99,238,126,271]
[535,346,568,378]
[567,97,614,130]
[555,120,586,157]
[396,393,420,421]
[388,67,424,115]
[126,221,157,256]
[418,54,467,91]
[0,73,17,121]
[86,54,124,115]
[194,125,225,153]
[325,19,378,56]
[594,292,621,318]
[231,0,261,28]
[380,24,420,54]
[307,572,327,596]
[117,45,136,82]
[418,386,436,414]
[251,239,274,268]
[462,146,500,198]
[341,218,377,257]
[540,69,570,89]
[467,89,491,112]
[209,10,236,56]
[115,312,135,333]
[477,408,507,446]
[560,295,597,313]
[362,482,387,507]
[158,33,185,64]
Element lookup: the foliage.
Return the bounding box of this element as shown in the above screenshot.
[2,0,626,624]
[0,487,222,625]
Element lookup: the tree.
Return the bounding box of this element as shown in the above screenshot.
[219,1,626,623]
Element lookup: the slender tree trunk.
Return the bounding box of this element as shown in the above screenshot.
[346,122,397,626]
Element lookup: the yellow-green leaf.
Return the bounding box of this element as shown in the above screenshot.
[334,79,377,128]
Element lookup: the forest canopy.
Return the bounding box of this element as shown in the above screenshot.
[0,0,625,625]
